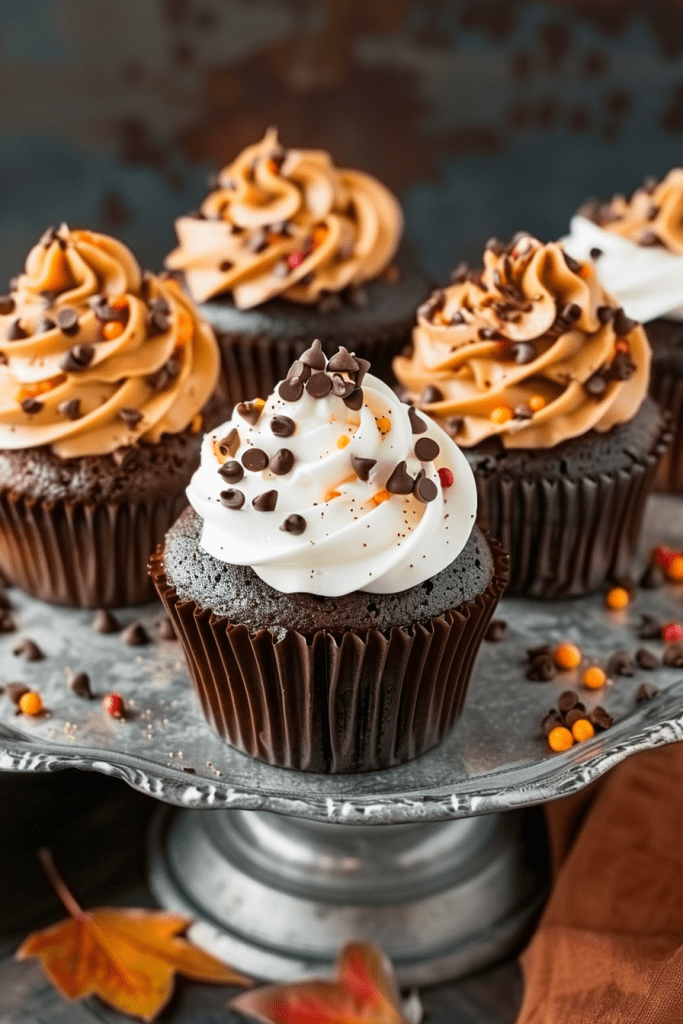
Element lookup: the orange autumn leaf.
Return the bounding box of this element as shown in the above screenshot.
[16,850,251,1021]
[230,942,409,1024]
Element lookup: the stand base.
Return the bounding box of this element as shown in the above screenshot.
[148,807,546,985]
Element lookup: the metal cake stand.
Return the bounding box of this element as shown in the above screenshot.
[2,493,683,984]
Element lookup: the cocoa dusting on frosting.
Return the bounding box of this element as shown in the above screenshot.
[0,224,219,458]
[186,341,477,597]
[393,234,650,449]
[165,127,402,308]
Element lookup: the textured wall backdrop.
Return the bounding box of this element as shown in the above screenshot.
[3,0,683,285]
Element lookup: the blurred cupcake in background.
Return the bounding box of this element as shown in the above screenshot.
[0,224,219,607]
[394,233,670,598]
[165,127,431,407]
[564,170,683,491]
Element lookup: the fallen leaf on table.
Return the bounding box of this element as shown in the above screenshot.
[16,849,251,1021]
[230,941,411,1024]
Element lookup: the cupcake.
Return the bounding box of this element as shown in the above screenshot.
[150,342,507,773]
[0,224,219,607]
[564,170,683,491]
[164,128,431,407]
[394,234,670,598]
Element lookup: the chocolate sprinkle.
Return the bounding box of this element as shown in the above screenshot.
[271,415,295,437]
[327,347,359,372]
[299,338,326,369]
[56,307,79,334]
[278,376,304,402]
[421,385,443,403]
[386,461,414,495]
[343,387,364,411]
[92,609,120,633]
[58,398,81,420]
[220,488,245,510]
[270,448,294,475]
[218,460,244,483]
[306,372,333,398]
[118,407,143,429]
[280,514,306,535]
[121,622,150,646]
[252,489,278,512]
[218,428,240,457]
[412,469,438,503]
[59,344,95,373]
[236,400,263,426]
[69,672,93,699]
[242,448,269,472]
[350,454,376,482]
[636,682,659,702]
[414,437,440,461]
[408,406,428,433]
[13,638,43,661]
[636,647,659,670]
[20,398,43,414]
[6,319,27,340]
[485,619,508,642]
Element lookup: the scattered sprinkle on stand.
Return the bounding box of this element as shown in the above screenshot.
[605,586,630,610]
[552,642,582,670]
[19,691,43,716]
[583,665,607,690]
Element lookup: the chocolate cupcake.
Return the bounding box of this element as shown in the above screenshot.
[0,224,219,607]
[564,170,683,491]
[151,342,507,773]
[394,234,670,598]
[165,128,430,407]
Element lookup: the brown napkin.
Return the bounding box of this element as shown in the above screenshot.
[517,742,683,1024]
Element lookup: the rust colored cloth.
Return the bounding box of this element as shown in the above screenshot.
[516,742,683,1023]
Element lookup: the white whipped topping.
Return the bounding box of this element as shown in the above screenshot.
[563,215,683,323]
[186,362,477,597]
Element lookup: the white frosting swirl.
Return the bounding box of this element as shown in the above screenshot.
[187,355,477,597]
[563,215,683,323]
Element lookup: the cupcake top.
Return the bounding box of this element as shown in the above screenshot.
[165,127,403,308]
[564,170,683,322]
[0,224,219,458]
[186,341,477,597]
[393,234,650,450]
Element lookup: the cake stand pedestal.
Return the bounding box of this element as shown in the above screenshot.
[2,493,683,983]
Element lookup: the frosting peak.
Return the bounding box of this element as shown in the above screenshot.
[186,341,477,597]
[579,169,683,254]
[0,224,219,458]
[165,128,403,308]
[393,235,650,449]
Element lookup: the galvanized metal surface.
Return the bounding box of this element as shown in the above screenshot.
[1,493,682,825]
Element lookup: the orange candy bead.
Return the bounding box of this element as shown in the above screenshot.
[490,406,513,425]
[108,295,128,310]
[19,691,43,716]
[102,320,124,340]
[548,726,574,752]
[376,416,391,434]
[668,555,683,581]
[605,586,630,610]
[553,642,582,670]
[572,719,596,742]
[528,395,546,412]
[372,490,391,506]
[336,434,351,449]
[583,665,606,690]
[176,308,194,346]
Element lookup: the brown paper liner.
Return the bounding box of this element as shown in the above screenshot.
[149,538,508,774]
[650,365,683,492]
[0,488,188,608]
[474,424,671,598]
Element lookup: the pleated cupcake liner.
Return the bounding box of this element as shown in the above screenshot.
[474,419,672,598]
[0,488,188,608]
[149,537,509,774]
[650,364,683,493]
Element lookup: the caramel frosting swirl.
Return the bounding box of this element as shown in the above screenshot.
[165,127,402,308]
[0,224,219,458]
[393,235,650,449]
[580,169,683,253]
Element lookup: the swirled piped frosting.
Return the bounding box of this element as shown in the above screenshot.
[0,224,219,458]
[165,127,402,308]
[186,341,477,597]
[393,234,650,449]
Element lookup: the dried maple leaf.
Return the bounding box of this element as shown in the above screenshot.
[16,849,251,1021]
[230,941,410,1024]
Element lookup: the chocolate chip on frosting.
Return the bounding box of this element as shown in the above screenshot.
[613,307,636,336]
[386,461,414,494]
[343,387,364,411]
[147,356,180,391]
[0,295,15,315]
[278,376,304,402]
[252,489,278,512]
[584,373,607,399]
[36,317,56,333]
[355,358,371,386]
[60,344,95,372]
[55,307,79,335]
[270,415,295,437]
[218,460,244,483]
[299,338,326,369]
[327,347,359,372]
[306,372,333,398]
[562,250,583,274]
[220,488,245,509]
[242,448,269,472]
[287,359,312,382]
[20,397,43,414]
[421,385,443,403]
[118,407,143,429]
[6,319,27,340]
[414,437,440,461]
[408,406,428,433]
[218,428,240,457]
[350,454,376,482]
[412,469,438,503]
[331,374,355,398]
[236,400,264,425]
[280,514,306,535]
[58,398,81,420]
[596,305,615,324]
[269,448,294,475]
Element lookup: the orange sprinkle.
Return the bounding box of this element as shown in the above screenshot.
[337,434,351,449]
[583,665,606,690]
[528,394,546,412]
[605,586,630,610]
[324,490,341,502]
[312,225,328,249]
[176,308,194,346]
[376,416,391,434]
[252,398,265,410]
[490,406,513,425]
[190,413,203,433]
[102,320,124,340]
[16,374,65,402]
[553,642,582,670]
[372,489,391,506]
[19,691,43,716]
[571,719,595,742]
[108,295,128,310]
[668,555,683,581]
[548,726,574,752]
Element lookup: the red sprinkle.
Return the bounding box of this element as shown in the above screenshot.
[653,546,678,569]
[286,252,305,270]
[103,692,125,718]
[437,467,454,488]
[662,622,683,644]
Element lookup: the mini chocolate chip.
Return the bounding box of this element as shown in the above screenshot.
[147,356,180,391]
[271,415,295,437]
[0,608,15,633]
[252,489,278,512]
[641,563,665,589]
[636,682,659,701]
[445,416,463,436]
[478,327,504,340]
[589,706,614,731]
[527,644,552,660]
[119,407,143,429]
[636,648,659,670]
[350,455,376,482]
[565,707,589,728]
[514,404,533,420]
[13,638,43,661]
[280,513,306,535]
[663,645,683,667]
[299,338,326,369]
[219,259,233,272]
[287,359,311,382]
[56,307,79,334]
[608,351,636,381]
[561,302,581,321]
[343,387,364,411]
[147,307,170,335]
[6,319,27,340]
[20,398,43,414]
[589,247,603,259]
[92,608,120,633]
[563,250,583,274]
[69,671,93,699]
[509,343,536,365]
[157,617,177,641]
[278,376,304,402]
[306,371,333,398]
[0,295,15,315]
[485,619,508,642]
[5,683,29,705]
[331,374,355,398]
[236,400,264,426]
[637,614,664,639]
[606,650,635,677]
[613,307,636,335]
[639,230,660,247]
[421,385,443,403]
[327,347,359,372]
[218,428,240,457]
[541,710,564,735]
[58,398,81,420]
[270,448,294,475]
[558,690,580,713]
[412,469,438,503]
[386,461,414,495]
[121,622,150,646]
[36,317,56,333]
[220,488,245,509]
[354,358,371,386]
[242,448,269,472]
[60,344,95,372]
[596,305,615,324]
[526,654,556,681]
[584,373,607,399]
[218,460,243,483]
[414,437,440,461]
[408,406,428,433]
